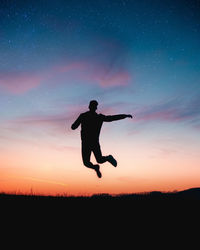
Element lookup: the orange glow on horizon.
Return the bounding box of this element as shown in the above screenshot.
[1,134,200,196]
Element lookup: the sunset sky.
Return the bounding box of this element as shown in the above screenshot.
[0,0,200,195]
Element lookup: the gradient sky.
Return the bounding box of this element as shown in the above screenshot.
[0,0,200,195]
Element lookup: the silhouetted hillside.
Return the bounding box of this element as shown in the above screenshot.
[178,187,200,198]
[1,187,200,205]
[1,188,199,229]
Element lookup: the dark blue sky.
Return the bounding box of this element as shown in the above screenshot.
[1,0,200,70]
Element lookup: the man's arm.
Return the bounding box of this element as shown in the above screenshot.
[103,114,133,122]
[71,114,82,130]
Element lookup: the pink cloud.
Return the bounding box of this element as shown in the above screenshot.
[136,109,181,122]
[97,71,130,87]
[0,59,131,94]
[13,113,71,135]
[10,103,86,135]
[0,63,85,94]
[53,60,131,88]
[0,71,44,94]
[54,62,88,74]
[134,97,200,126]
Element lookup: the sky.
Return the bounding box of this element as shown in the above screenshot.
[0,0,200,195]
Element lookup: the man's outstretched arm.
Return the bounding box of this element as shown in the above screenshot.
[103,114,133,122]
[71,115,82,130]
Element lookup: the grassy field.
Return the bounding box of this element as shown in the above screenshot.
[1,188,200,227]
[1,188,199,239]
[1,187,200,205]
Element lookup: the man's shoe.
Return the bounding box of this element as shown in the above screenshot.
[94,165,102,178]
[107,155,117,167]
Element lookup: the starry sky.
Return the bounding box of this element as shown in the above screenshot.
[0,0,200,195]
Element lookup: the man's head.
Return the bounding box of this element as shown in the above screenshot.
[89,100,98,112]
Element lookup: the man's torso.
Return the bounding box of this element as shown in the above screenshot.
[80,111,104,142]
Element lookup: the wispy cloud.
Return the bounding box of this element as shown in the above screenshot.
[20,176,67,187]
[134,96,200,128]
[4,96,200,136]
[5,103,85,137]
[0,62,131,94]
[0,71,44,94]
[11,112,73,136]
[4,102,127,138]
[0,34,131,94]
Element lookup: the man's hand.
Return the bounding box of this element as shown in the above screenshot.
[126,114,133,118]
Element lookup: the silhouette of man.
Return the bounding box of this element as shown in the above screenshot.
[71,100,132,178]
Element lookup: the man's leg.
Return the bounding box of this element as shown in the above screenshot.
[93,142,109,164]
[81,141,94,169]
[93,142,117,167]
[82,141,102,178]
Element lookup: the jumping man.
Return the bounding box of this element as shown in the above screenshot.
[71,100,132,178]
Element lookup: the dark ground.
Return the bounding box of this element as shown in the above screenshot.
[1,188,199,246]
[1,187,200,212]
[1,187,200,203]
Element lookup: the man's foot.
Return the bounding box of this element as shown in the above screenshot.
[107,155,117,167]
[94,165,102,178]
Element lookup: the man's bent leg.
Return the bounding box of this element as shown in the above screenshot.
[93,142,109,164]
[93,142,117,167]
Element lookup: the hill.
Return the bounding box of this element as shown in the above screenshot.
[1,187,200,205]
[1,188,199,236]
